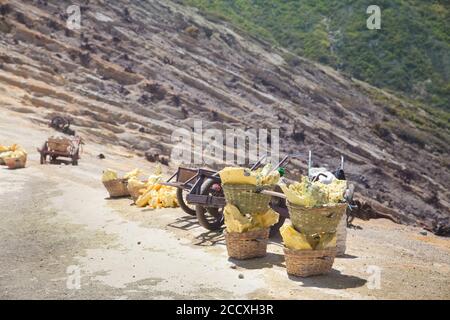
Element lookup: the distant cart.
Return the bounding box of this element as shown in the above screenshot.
[38,136,82,166]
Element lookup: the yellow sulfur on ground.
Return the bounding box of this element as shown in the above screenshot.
[224,204,279,233]
[135,184,178,209]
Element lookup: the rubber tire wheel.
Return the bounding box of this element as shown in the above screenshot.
[269,216,286,238]
[195,179,224,231]
[177,188,196,216]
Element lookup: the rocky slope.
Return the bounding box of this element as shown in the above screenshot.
[0,0,448,235]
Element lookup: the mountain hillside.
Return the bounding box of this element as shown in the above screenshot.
[0,0,449,235]
[184,0,450,111]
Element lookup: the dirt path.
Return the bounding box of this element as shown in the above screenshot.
[0,110,449,299]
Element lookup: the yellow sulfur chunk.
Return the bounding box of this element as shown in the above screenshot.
[280,224,313,250]
[0,144,27,161]
[261,170,280,186]
[124,168,143,180]
[219,167,257,185]
[127,177,147,199]
[251,208,279,229]
[224,204,253,233]
[147,174,162,185]
[159,186,178,207]
[154,164,162,175]
[136,184,178,209]
[0,151,13,160]
[128,177,146,190]
[147,192,161,209]
[136,189,153,207]
[102,169,118,182]
[315,232,337,250]
[281,175,346,207]
[325,179,347,203]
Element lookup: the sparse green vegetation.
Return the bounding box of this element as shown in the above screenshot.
[183,0,450,111]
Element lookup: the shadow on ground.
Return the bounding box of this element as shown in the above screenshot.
[229,252,285,270]
[167,215,201,232]
[337,253,358,259]
[194,229,225,246]
[289,269,367,289]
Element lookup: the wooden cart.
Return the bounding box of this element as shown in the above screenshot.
[162,155,290,234]
[38,136,82,166]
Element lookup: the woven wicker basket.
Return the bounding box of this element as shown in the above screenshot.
[222,184,274,215]
[288,202,347,235]
[225,228,270,260]
[336,214,347,257]
[103,179,130,198]
[5,156,27,169]
[284,247,336,277]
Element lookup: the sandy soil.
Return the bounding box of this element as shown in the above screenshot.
[0,110,449,300]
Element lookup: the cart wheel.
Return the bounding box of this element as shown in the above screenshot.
[195,179,224,231]
[176,188,196,216]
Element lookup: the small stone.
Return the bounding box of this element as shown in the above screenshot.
[137,241,141,245]
[230,264,237,269]
[420,230,427,236]
[238,274,244,279]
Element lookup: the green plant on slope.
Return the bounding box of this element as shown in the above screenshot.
[183,0,450,111]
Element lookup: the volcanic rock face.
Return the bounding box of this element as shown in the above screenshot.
[0,0,448,234]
